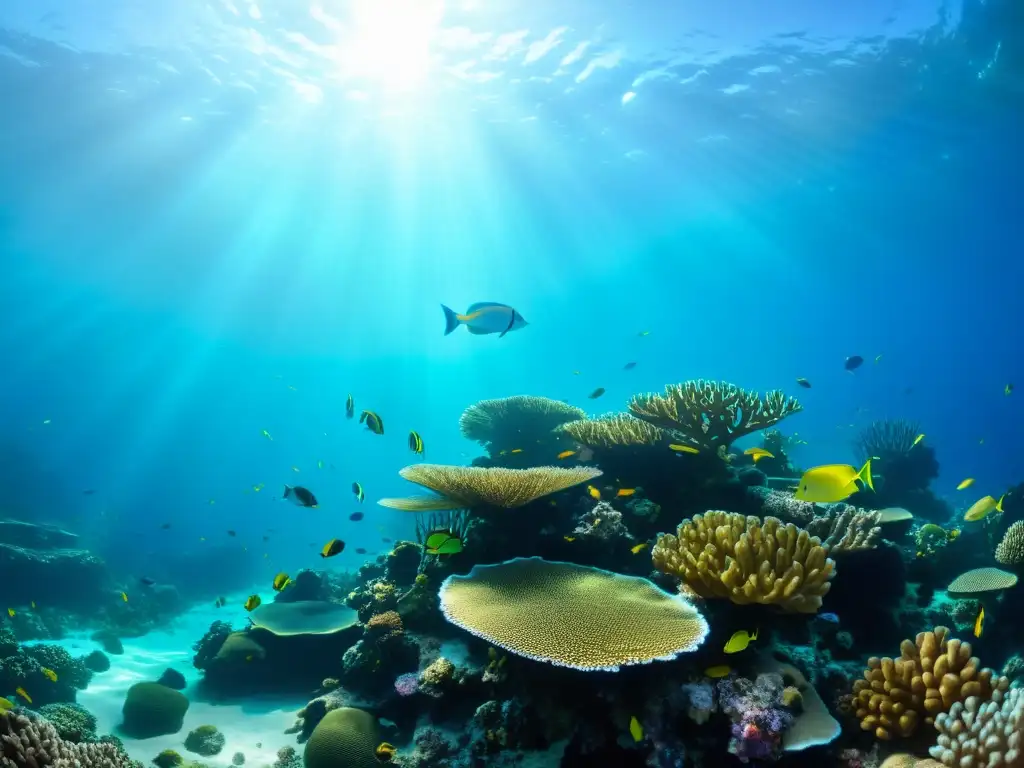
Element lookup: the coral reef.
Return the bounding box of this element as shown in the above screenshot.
[184,725,225,756]
[37,702,98,743]
[805,507,881,552]
[995,520,1024,565]
[0,710,139,768]
[303,707,380,768]
[0,642,93,706]
[946,567,1018,594]
[556,414,667,448]
[120,682,189,738]
[570,501,633,543]
[930,686,1024,766]
[459,395,585,455]
[156,668,186,690]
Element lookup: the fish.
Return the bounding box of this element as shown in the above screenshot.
[669,444,699,454]
[704,665,731,679]
[557,450,577,460]
[360,410,384,435]
[139,577,155,587]
[957,478,975,491]
[588,387,606,399]
[724,628,758,654]
[563,536,576,542]
[974,606,984,638]
[382,537,392,543]
[572,370,581,375]
[30,602,35,610]
[375,743,397,762]
[510,448,523,454]
[160,522,172,530]
[795,377,811,388]
[844,355,864,371]
[14,687,31,704]
[425,529,464,556]
[743,447,775,463]
[964,494,1005,522]
[349,512,365,522]
[409,430,424,455]
[209,498,216,504]
[321,539,345,558]
[638,330,650,337]
[1006,383,1014,396]
[346,394,355,419]
[793,459,874,503]
[441,302,528,337]
[40,668,57,683]
[947,528,961,542]
[120,592,128,602]
[352,482,365,503]
[630,542,649,554]
[253,483,265,493]
[214,597,226,608]
[290,466,300,473]
[875,354,883,363]
[628,716,643,743]
[587,485,601,500]
[355,547,368,555]
[616,488,636,497]
[272,573,291,591]
[244,595,261,611]
[261,429,273,441]
[0,696,13,711]
[912,433,926,448]
[227,530,237,537]
[817,612,840,624]
[317,460,324,470]
[284,485,319,508]
[82,489,97,495]
[623,362,637,370]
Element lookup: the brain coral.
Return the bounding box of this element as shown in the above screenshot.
[930,686,1024,767]
[303,707,380,768]
[652,511,834,614]
[995,522,1024,566]
[852,626,1008,740]
[121,681,190,738]
[438,556,709,671]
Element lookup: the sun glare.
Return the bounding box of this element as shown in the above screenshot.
[344,0,446,90]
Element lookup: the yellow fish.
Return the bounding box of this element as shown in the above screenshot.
[15,687,31,704]
[41,668,57,683]
[120,592,128,602]
[630,542,649,554]
[0,696,13,711]
[628,715,643,742]
[616,488,636,497]
[557,450,577,460]
[964,494,1005,522]
[794,459,874,503]
[704,665,731,679]
[30,602,35,610]
[261,429,273,441]
[244,594,262,611]
[272,572,291,591]
[743,447,774,463]
[587,485,601,500]
[974,605,985,638]
[6,608,13,618]
[669,444,699,454]
[912,433,925,447]
[510,448,524,454]
[375,743,397,761]
[563,536,576,542]
[957,478,975,491]
[724,628,758,654]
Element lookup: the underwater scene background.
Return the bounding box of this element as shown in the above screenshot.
[1,0,1023,766]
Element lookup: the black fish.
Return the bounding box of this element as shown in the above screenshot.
[796,378,811,388]
[844,355,864,371]
[227,530,237,537]
[262,535,269,542]
[320,538,344,558]
[360,410,384,435]
[284,485,318,508]
[588,387,606,399]
[349,512,365,522]
[140,577,155,586]
[355,548,367,554]
[623,362,637,370]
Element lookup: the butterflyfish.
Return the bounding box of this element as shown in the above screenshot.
[616,488,636,497]
[441,302,528,337]
[15,688,31,704]
[796,377,811,388]
[743,447,775,463]
[557,450,577,460]
[272,572,291,591]
[912,433,925,447]
[957,478,975,491]
[587,485,601,500]
[964,494,1005,522]
[724,628,758,654]
[630,542,649,554]
[243,595,261,611]
[669,444,699,454]
[794,459,874,503]
[564,536,576,542]
[628,716,643,743]
[409,430,424,455]
[346,394,355,419]
[352,482,364,502]
[588,387,606,399]
[360,410,384,435]
[321,539,345,558]
[425,529,463,556]
[974,606,985,638]
[284,485,318,508]
[704,665,732,679]
[41,668,57,683]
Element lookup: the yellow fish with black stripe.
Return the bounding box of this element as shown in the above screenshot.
[441,302,528,337]
[408,430,424,455]
[359,410,384,435]
[272,572,291,591]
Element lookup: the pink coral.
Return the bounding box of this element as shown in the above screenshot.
[394,672,419,697]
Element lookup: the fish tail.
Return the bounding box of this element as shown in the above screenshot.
[283,485,291,499]
[997,494,1005,513]
[858,458,875,492]
[441,304,461,335]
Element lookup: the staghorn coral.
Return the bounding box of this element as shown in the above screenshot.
[996,521,1024,565]
[805,507,881,552]
[930,686,1024,766]
[380,464,602,510]
[556,414,666,448]
[438,556,708,671]
[627,380,802,450]
[458,396,585,453]
[0,710,139,768]
[652,511,834,613]
[851,625,1008,740]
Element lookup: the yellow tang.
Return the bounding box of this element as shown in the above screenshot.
[587,485,601,500]
[243,594,262,611]
[704,665,731,679]
[630,542,649,554]
[425,530,463,556]
[510,448,523,454]
[957,478,975,491]
[794,459,874,503]
[669,444,699,454]
[375,742,397,761]
[743,447,775,463]
[724,628,758,654]
[964,494,1005,522]
[272,572,291,591]
[563,536,576,542]
[15,687,31,704]
[41,668,57,683]
[557,450,577,460]
[628,715,643,743]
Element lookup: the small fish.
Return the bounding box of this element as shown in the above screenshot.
[290,466,301,473]
[382,537,392,543]
[588,387,606,399]
[912,433,925,447]
[214,597,226,608]
[375,743,397,762]
[227,530,237,537]
[795,377,811,388]
[317,460,324,470]
[875,354,883,363]
[199,536,206,542]
[360,410,384,435]
[15,687,31,704]
[587,485,601,500]
[441,302,528,337]
[572,370,581,375]
[0,696,13,711]
[245,655,254,662]
[628,715,643,743]
[40,668,57,683]
[704,665,731,679]
[623,362,637,370]
[817,612,840,624]
[30,602,35,610]
[244,595,262,611]
[256,743,262,749]
[592,518,602,527]
[744,447,775,463]
[209,498,216,504]
[724,628,758,654]
[261,429,273,441]
[349,512,365,522]
[964,494,1005,522]
[557,450,577,460]
[82,489,97,495]
[346,394,355,419]
[616,488,636,497]
[425,529,463,556]
[637,330,650,336]
[6,608,13,618]
[1006,383,1014,396]
[563,536,576,542]
[844,355,864,371]
[510,448,523,454]
[957,478,975,491]
[352,482,365,503]
[794,459,874,503]
[974,605,985,638]
[321,539,345,558]
[630,542,649,554]
[253,483,265,492]
[140,577,155,587]
[409,430,425,455]
[284,485,319,508]
[272,573,291,591]
[669,444,699,454]
[120,592,128,602]
[948,528,961,542]
[355,547,368,554]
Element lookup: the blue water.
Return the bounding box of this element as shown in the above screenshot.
[0,0,1020,589]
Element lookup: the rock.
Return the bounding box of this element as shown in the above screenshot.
[0,519,79,549]
[184,725,226,756]
[157,668,187,690]
[92,631,124,655]
[121,682,189,738]
[83,650,111,672]
[231,753,244,765]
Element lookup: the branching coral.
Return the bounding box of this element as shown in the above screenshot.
[379,464,602,510]
[1,710,139,768]
[851,626,1008,740]
[930,687,1024,766]
[995,521,1024,566]
[555,414,666,448]
[652,511,834,614]
[458,396,585,454]
[627,380,802,450]
[805,507,881,552]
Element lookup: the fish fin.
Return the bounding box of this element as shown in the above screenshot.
[997,494,1005,513]
[441,304,461,335]
[283,485,291,498]
[498,310,517,338]
[857,458,875,492]
[466,324,490,335]
[466,301,507,312]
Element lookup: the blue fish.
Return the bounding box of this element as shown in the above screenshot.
[441,302,528,338]
[817,612,840,624]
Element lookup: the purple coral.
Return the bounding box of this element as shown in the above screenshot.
[394,672,419,697]
[718,674,794,763]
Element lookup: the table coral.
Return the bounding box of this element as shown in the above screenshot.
[556,414,667,447]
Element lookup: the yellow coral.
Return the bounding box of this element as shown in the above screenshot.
[458,396,585,450]
[419,657,455,687]
[995,522,1024,566]
[851,626,1008,740]
[556,414,666,448]
[651,511,834,614]
[438,556,709,671]
[379,464,603,510]
[365,611,403,635]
